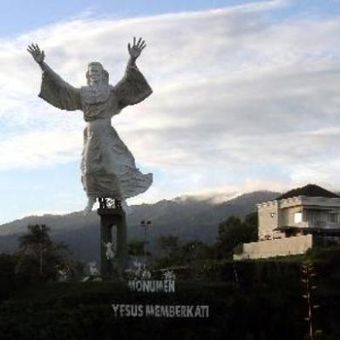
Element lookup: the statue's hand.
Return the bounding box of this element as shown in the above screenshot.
[128,37,146,60]
[27,43,45,64]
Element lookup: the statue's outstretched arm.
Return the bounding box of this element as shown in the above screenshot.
[113,38,152,110]
[27,43,45,66]
[27,43,77,87]
[27,43,81,111]
[127,37,146,68]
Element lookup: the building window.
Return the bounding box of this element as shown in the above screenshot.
[329,213,338,223]
[294,212,302,223]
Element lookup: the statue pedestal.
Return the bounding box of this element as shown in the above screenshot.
[97,203,128,280]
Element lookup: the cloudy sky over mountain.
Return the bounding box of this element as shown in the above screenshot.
[1,0,340,223]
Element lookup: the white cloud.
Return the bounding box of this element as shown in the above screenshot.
[0,129,82,170]
[1,0,340,203]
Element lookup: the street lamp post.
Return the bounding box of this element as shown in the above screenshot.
[302,262,322,340]
[140,220,152,266]
[39,225,44,276]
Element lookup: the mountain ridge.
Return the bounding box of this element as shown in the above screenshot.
[0,190,280,261]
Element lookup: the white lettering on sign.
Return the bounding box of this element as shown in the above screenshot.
[112,304,210,318]
[128,280,175,293]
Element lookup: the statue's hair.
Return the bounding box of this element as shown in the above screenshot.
[86,62,109,85]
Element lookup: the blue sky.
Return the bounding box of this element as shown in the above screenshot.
[0,0,255,36]
[2,0,340,37]
[1,0,340,223]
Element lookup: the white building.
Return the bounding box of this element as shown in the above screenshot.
[234,184,340,260]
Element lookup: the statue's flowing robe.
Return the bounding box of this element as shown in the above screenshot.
[39,63,153,205]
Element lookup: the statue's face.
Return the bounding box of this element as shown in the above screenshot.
[88,64,103,85]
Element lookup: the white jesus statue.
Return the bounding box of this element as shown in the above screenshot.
[28,38,153,213]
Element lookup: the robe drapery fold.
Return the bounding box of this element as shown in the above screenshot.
[39,63,81,111]
[114,65,153,110]
[38,62,153,209]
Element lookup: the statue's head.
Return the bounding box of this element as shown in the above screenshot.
[86,62,109,86]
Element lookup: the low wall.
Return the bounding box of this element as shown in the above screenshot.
[234,235,312,260]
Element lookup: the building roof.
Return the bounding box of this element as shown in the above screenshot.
[276,184,339,200]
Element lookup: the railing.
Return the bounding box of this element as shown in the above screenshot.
[297,221,340,229]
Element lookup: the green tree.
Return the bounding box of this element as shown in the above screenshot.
[0,254,17,301]
[180,240,212,264]
[158,235,179,257]
[128,240,145,256]
[216,214,258,258]
[15,224,69,281]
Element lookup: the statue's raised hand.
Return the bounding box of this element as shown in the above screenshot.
[27,43,45,64]
[128,37,146,60]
